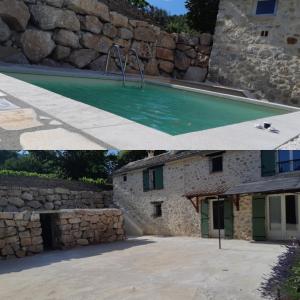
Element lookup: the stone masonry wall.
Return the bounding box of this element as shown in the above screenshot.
[0,211,43,259]
[0,175,113,212]
[233,195,252,240]
[0,0,212,82]
[113,151,262,237]
[209,0,300,106]
[55,209,125,249]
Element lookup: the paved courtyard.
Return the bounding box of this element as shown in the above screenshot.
[0,236,286,300]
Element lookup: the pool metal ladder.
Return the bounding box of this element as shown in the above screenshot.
[105,44,144,88]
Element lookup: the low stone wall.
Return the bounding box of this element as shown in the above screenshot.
[0,175,113,212]
[0,209,125,259]
[0,211,43,259]
[55,209,125,249]
[0,0,211,82]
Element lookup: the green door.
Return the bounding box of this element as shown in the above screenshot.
[201,199,209,238]
[224,199,234,239]
[261,150,276,177]
[252,195,266,241]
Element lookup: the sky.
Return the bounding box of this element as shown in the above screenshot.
[147,0,187,15]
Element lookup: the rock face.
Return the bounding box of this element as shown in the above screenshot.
[134,26,156,43]
[184,66,207,82]
[21,30,55,62]
[110,11,128,28]
[0,18,10,42]
[80,15,103,34]
[175,51,191,71]
[65,0,110,22]
[69,49,98,68]
[30,5,80,31]
[0,0,30,31]
[54,29,80,48]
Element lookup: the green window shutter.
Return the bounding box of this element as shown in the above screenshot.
[252,195,266,241]
[143,170,149,192]
[261,150,276,177]
[224,199,234,239]
[201,200,209,238]
[154,166,164,190]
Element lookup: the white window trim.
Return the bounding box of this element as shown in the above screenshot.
[253,0,278,16]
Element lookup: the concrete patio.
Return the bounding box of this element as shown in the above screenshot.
[0,236,286,300]
[1,64,300,150]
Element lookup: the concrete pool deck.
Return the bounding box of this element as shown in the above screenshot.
[0,236,287,300]
[0,64,299,150]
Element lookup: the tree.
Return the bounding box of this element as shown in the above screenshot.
[185,0,220,33]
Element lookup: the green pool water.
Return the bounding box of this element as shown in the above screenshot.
[6,72,287,135]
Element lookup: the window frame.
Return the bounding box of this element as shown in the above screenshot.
[277,151,300,173]
[253,0,278,16]
[143,165,164,192]
[210,155,223,173]
[151,201,163,218]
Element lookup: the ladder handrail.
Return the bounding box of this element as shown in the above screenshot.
[124,48,144,89]
[105,44,126,87]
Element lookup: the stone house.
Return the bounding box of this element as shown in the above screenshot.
[209,0,300,106]
[113,150,300,241]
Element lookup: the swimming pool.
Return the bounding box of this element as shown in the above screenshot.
[5,72,289,136]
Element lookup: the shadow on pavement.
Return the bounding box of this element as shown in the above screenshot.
[0,237,154,275]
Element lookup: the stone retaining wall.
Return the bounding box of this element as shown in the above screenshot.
[0,175,113,212]
[55,209,125,249]
[0,0,212,82]
[0,211,43,259]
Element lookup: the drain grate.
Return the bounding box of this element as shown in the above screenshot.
[0,98,19,110]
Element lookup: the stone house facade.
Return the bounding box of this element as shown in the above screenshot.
[209,0,300,106]
[113,150,300,241]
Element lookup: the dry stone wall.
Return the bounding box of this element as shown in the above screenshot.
[0,211,43,259]
[0,0,212,82]
[55,209,125,249]
[0,175,113,212]
[209,0,300,106]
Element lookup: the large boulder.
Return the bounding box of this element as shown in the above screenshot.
[21,30,56,62]
[98,36,113,53]
[0,46,29,64]
[118,27,132,40]
[144,58,159,76]
[157,32,176,50]
[102,23,117,39]
[65,0,110,22]
[175,50,191,71]
[183,67,207,82]
[80,15,103,34]
[131,41,153,59]
[81,32,102,51]
[199,33,212,46]
[30,5,80,31]
[69,49,98,68]
[89,55,118,72]
[110,12,128,28]
[156,47,174,62]
[45,0,64,8]
[0,0,30,31]
[53,29,80,48]
[159,61,174,74]
[52,45,71,60]
[0,18,10,42]
[134,26,156,43]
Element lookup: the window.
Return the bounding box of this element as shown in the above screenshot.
[143,166,164,192]
[277,151,300,173]
[151,202,162,218]
[210,155,223,173]
[286,195,298,230]
[255,0,277,15]
[123,175,127,182]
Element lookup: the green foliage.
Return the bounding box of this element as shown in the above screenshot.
[128,0,149,9]
[185,0,220,33]
[283,257,300,300]
[165,15,193,34]
[79,177,107,185]
[0,169,58,179]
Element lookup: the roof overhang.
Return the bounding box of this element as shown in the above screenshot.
[224,176,300,196]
